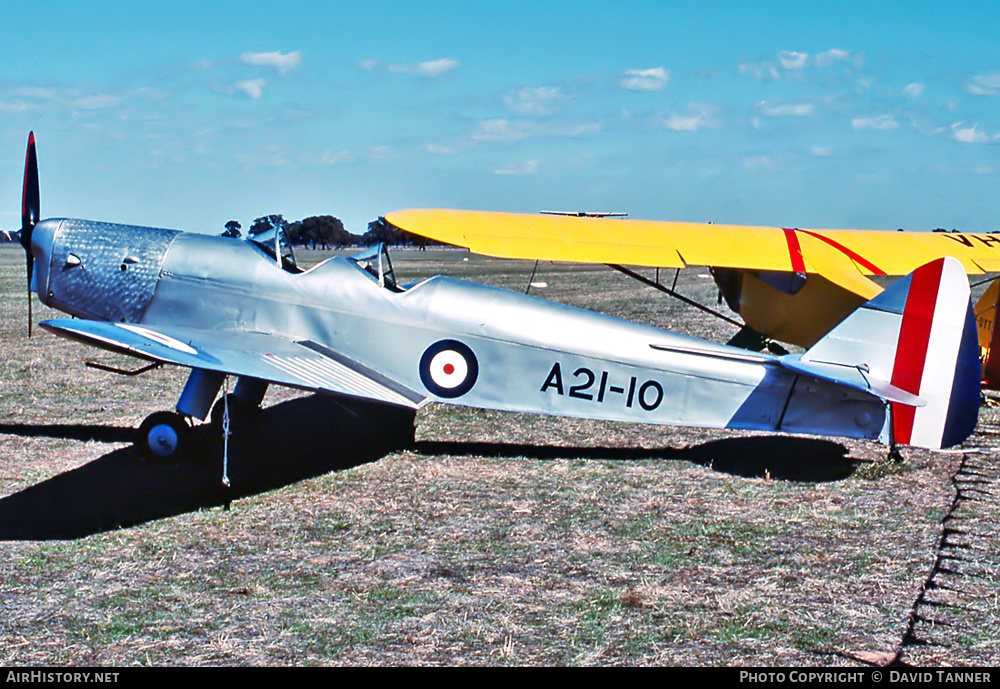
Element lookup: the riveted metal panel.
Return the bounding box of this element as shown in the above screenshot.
[47,219,179,322]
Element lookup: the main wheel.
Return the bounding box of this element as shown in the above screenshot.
[136,411,189,461]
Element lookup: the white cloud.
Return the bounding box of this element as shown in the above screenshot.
[952,122,991,143]
[777,51,808,69]
[740,155,777,170]
[390,58,460,78]
[620,67,670,91]
[855,171,889,183]
[757,101,815,117]
[318,150,353,165]
[232,79,267,99]
[738,61,780,80]
[240,51,301,75]
[494,159,539,175]
[13,86,57,99]
[541,120,602,137]
[967,72,1000,95]
[504,86,567,116]
[739,49,859,80]
[655,103,722,132]
[472,118,530,143]
[814,49,850,67]
[72,94,120,110]
[902,83,925,99]
[425,143,458,155]
[0,100,35,113]
[810,146,834,156]
[235,144,292,167]
[851,115,899,130]
[361,58,460,77]
[365,145,393,159]
[470,117,600,145]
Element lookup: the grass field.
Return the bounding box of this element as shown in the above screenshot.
[0,243,997,666]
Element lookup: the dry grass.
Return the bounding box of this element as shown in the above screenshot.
[0,244,997,666]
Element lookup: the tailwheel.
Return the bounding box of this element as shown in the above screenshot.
[136,411,190,461]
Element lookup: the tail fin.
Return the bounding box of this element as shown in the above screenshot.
[792,257,980,449]
[974,277,1000,389]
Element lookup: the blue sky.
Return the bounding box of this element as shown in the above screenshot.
[3,1,1000,235]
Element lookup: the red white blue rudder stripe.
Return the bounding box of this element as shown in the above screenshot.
[886,257,980,449]
[798,256,979,449]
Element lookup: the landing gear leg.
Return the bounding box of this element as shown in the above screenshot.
[886,401,905,463]
[209,377,269,497]
[210,377,268,435]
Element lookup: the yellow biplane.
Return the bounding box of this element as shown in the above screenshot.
[385,208,1000,385]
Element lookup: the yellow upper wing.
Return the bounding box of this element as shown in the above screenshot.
[385,208,1000,283]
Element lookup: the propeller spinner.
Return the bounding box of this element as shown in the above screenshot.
[20,131,39,336]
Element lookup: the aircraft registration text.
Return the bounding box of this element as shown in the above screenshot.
[540,362,665,411]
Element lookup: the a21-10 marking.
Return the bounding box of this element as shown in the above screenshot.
[540,362,665,411]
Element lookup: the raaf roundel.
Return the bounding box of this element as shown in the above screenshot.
[420,339,479,398]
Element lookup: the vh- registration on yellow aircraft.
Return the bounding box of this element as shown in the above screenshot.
[384,209,1000,386]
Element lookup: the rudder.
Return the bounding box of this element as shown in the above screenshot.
[798,257,979,449]
[888,258,979,449]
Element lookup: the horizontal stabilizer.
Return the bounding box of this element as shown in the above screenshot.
[776,357,925,407]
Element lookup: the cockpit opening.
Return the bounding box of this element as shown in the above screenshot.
[349,244,403,292]
[248,225,301,273]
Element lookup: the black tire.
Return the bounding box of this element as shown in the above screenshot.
[136,411,189,462]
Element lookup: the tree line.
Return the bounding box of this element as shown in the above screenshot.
[221,215,437,249]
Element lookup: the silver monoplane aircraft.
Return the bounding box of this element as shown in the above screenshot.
[15,134,981,462]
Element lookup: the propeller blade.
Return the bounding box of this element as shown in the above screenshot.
[21,131,39,247]
[26,256,33,338]
[21,132,39,337]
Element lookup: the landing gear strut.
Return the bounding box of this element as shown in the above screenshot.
[132,371,268,465]
[210,392,262,436]
[886,401,905,463]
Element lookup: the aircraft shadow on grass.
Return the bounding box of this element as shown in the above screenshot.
[0,394,854,540]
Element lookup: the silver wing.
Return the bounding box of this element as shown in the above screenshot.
[41,319,427,410]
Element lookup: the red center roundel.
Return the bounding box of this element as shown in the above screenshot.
[419,340,479,398]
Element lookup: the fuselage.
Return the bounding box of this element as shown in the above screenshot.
[29,218,888,441]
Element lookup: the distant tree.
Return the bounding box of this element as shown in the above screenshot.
[291,215,356,249]
[361,218,393,246]
[222,220,242,238]
[361,217,434,248]
[250,214,288,236]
